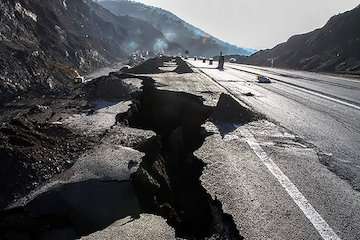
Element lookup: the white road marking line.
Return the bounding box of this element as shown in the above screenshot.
[191,60,342,239]
[275,81,360,111]
[228,65,360,111]
[233,64,360,84]
[240,128,341,240]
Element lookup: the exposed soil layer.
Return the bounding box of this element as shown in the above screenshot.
[0,73,143,239]
[0,94,101,209]
[0,0,180,104]
[0,72,139,209]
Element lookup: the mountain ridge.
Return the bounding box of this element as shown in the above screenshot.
[241,4,360,74]
[99,0,255,56]
[0,0,179,103]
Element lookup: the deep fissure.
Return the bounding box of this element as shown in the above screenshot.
[118,75,243,239]
[0,59,252,239]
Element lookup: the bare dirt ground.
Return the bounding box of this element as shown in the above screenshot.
[0,93,99,208]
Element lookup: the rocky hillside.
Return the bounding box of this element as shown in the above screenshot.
[99,0,255,56]
[242,5,360,74]
[0,0,179,103]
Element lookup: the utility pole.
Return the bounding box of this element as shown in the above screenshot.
[217,51,225,70]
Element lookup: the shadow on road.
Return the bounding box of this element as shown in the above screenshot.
[0,179,141,239]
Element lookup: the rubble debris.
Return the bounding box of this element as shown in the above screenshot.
[123,56,193,75]
[0,72,141,209]
[83,73,138,101]
[211,93,260,124]
[0,75,145,239]
[173,57,194,74]
[124,58,165,74]
[0,117,97,209]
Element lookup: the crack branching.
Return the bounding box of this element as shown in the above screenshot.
[0,69,250,240]
[118,76,243,239]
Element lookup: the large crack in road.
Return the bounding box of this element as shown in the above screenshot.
[118,75,243,239]
[0,58,261,240]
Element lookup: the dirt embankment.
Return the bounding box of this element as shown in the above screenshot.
[0,72,140,208]
[0,94,96,209]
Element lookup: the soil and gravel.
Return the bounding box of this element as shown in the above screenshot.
[0,92,97,209]
[0,0,183,104]
[0,70,140,208]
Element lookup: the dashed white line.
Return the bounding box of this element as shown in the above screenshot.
[240,128,341,240]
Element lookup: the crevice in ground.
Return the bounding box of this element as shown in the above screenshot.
[0,60,256,239]
[117,76,243,239]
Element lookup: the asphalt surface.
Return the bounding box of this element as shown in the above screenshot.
[184,59,360,239]
[85,62,126,82]
[7,76,172,240]
[188,60,360,190]
[9,61,359,239]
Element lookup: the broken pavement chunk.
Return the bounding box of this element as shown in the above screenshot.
[211,93,260,124]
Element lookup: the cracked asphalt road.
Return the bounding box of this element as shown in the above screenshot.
[5,59,359,239]
[183,60,360,239]
[188,60,360,190]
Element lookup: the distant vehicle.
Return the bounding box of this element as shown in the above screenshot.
[120,65,131,72]
[229,58,237,63]
[257,75,271,83]
[202,58,206,63]
[74,76,84,84]
[194,56,197,61]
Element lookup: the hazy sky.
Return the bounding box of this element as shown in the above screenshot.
[134,0,359,49]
